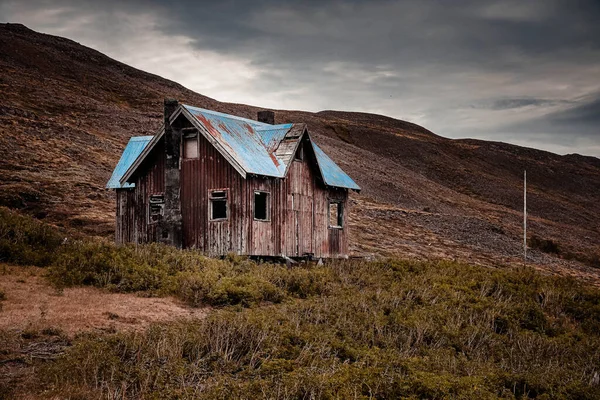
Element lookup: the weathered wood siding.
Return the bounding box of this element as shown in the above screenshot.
[121,132,349,257]
[115,189,136,244]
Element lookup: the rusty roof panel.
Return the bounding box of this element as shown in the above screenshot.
[106,136,153,189]
[183,105,292,178]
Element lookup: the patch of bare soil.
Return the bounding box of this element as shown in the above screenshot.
[0,264,208,335]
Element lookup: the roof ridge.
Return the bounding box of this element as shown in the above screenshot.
[254,123,294,131]
[181,104,270,127]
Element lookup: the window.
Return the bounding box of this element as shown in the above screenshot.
[254,191,270,221]
[183,134,198,159]
[294,143,304,161]
[328,201,343,228]
[209,190,228,220]
[148,194,164,224]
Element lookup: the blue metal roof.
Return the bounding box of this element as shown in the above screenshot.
[106,136,153,189]
[312,143,361,191]
[256,124,295,152]
[183,105,291,177]
[114,105,360,191]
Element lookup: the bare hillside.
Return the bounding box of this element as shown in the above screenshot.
[0,23,598,282]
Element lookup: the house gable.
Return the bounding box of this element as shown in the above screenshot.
[114,104,360,192]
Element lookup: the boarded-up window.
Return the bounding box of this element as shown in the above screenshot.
[183,134,198,159]
[148,194,164,224]
[254,191,270,221]
[210,190,228,220]
[329,201,343,228]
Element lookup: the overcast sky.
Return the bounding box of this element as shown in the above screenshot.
[2,0,599,157]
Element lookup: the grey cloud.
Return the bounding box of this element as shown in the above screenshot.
[546,94,600,127]
[480,98,572,110]
[1,0,599,156]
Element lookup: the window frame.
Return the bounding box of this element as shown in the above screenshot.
[183,132,199,159]
[253,190,271,222]
[209,189,229,221]
[328,200,344,229]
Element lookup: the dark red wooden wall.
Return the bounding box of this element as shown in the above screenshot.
[116,132,349,258]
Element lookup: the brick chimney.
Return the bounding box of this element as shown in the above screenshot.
[257,110,275,125]
[160,98,183,248]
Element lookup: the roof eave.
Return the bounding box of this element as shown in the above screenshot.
[119,125,165,185]
[309,138,361,191]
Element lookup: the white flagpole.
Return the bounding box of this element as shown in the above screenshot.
[524,170,527,261]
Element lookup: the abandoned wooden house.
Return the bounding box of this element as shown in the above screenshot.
[106,100,360,258]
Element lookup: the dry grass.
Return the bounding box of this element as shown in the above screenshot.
[0,264,208,335]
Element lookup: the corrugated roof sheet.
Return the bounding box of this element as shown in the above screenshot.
[112,105,360,191]
[312,143,361,191]
[183,105,291,177]
[106,136,153,189]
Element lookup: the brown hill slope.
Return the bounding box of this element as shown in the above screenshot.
[0,23,598,282]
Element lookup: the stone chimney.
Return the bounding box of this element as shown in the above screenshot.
[160,98,183,248]
[257,110,275,125]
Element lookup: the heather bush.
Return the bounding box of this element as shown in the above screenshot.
[40,259,600,399]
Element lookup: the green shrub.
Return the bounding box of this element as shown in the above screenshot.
[37,259,600,399]
[0,207,63,266]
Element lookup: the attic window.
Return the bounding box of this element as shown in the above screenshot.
[254,191,270,221]
[328,201,343,228]
[210,190,228,220]
[294,143,304,161]
[183,133,198,159]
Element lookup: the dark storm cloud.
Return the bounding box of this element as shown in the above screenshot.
[507,93,600,135]
[1,0,599,156]
[547,94,600,127]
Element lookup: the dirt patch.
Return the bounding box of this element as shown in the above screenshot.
[0,264,209,335]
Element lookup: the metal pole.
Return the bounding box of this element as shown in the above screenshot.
[524,170,527,261]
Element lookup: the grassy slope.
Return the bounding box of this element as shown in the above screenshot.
[1,209,600,399]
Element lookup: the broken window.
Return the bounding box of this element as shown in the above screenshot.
[328,201,343,228]
[183,133,198,159]
[210,190,228,220]
[254,191,270,221]
[148,194,164,224]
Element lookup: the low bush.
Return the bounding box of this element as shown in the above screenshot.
[40,259,600,399]
[0,207,63,266]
